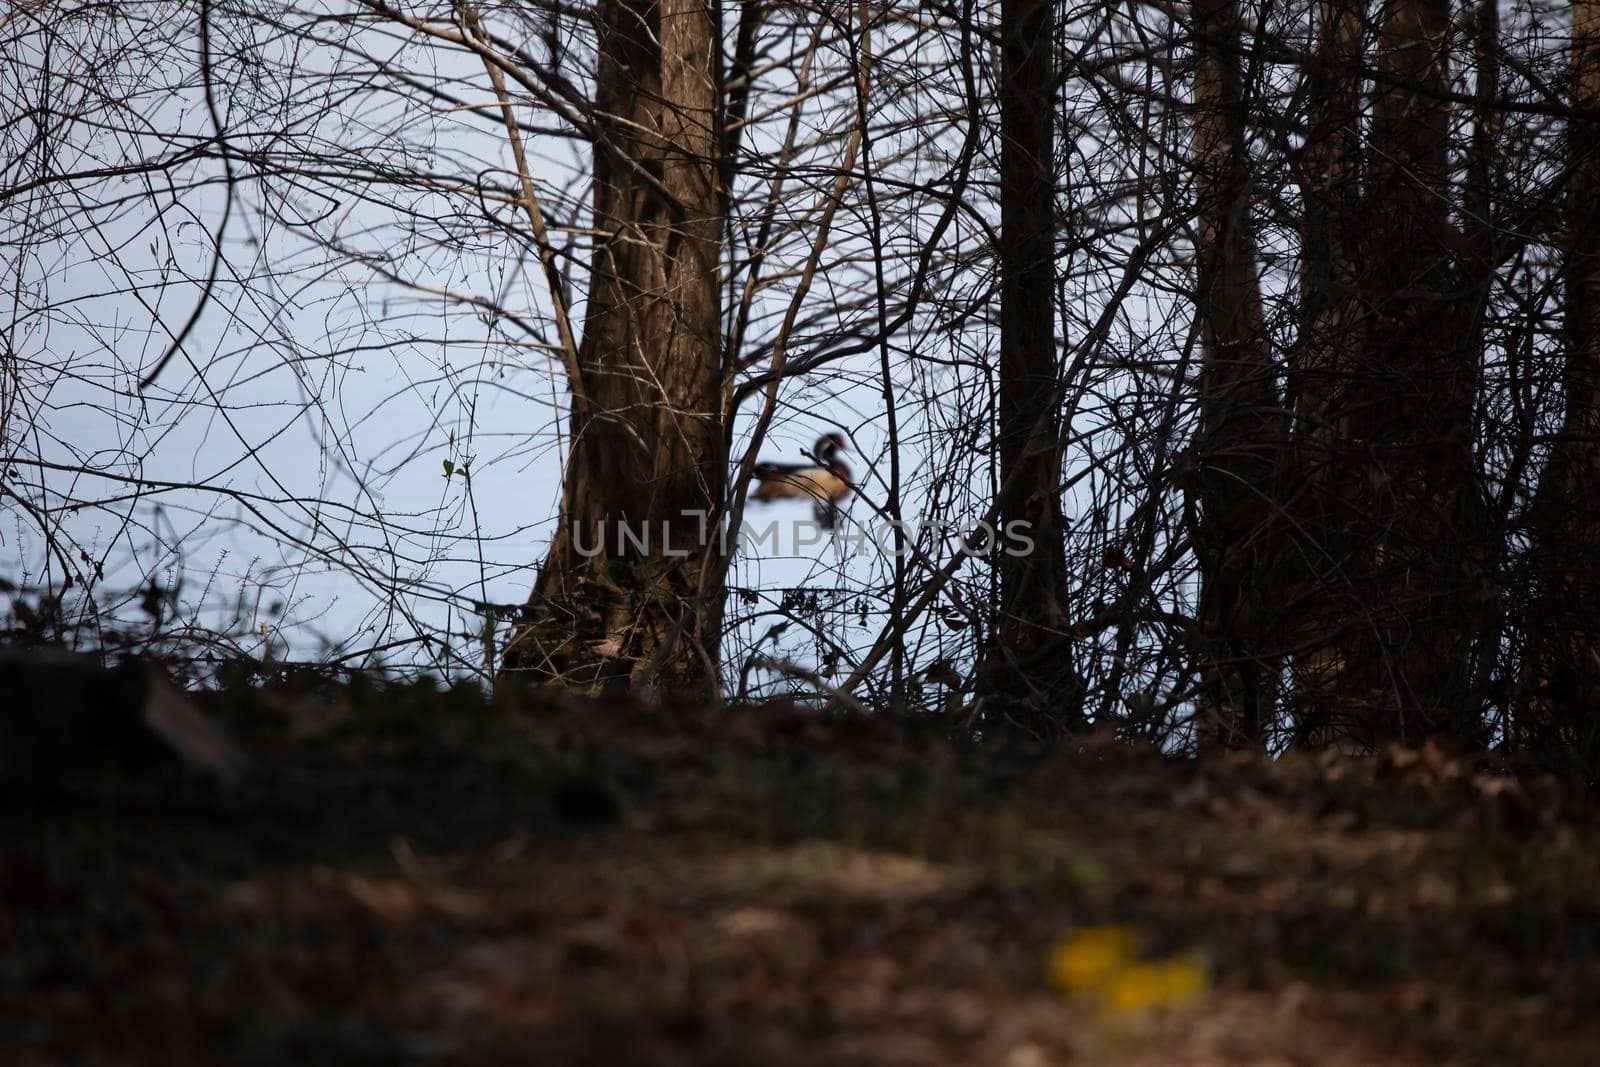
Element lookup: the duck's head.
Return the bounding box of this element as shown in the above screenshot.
[813,432,848,462]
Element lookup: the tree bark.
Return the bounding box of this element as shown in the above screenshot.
[986,0,1081,731]
[1353,0,1482,741]
[1286,0,1367,746]
[1520,0,1600,744]
[1189,0,1285,748]
[503,0,725,694]
[1291,0,1486,746]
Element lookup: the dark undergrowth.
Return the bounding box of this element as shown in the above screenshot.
[4,671,1599,1066]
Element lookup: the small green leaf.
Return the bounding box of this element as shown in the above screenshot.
[442,459,455,478]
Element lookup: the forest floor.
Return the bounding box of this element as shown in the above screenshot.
[5,679,1600,1067]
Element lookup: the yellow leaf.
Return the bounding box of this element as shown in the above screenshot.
[1099,956,1208,1014]
[1047,924,1142,994]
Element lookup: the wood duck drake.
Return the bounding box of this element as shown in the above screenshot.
[750,432,852,529]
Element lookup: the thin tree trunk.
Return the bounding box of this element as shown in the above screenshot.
[986,0,1081,731]
[1463,0,1509,721]
[1466,0,1501,328]
[1190,0,1285,748]
[1520,0,1600,744]
[503,0,724,694]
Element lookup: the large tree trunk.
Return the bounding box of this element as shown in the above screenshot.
[1189,0,1285,748]
[1520,0,1600,745]
[1292,0,1484,746]
[503,0,724,693]
[1347,0,1482,742]
[1287,0,1368,746]
[986,0,1081,731]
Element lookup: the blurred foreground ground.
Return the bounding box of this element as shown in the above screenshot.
[4,680,1598,1066]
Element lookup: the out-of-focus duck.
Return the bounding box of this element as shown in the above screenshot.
[750,432,852,529]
